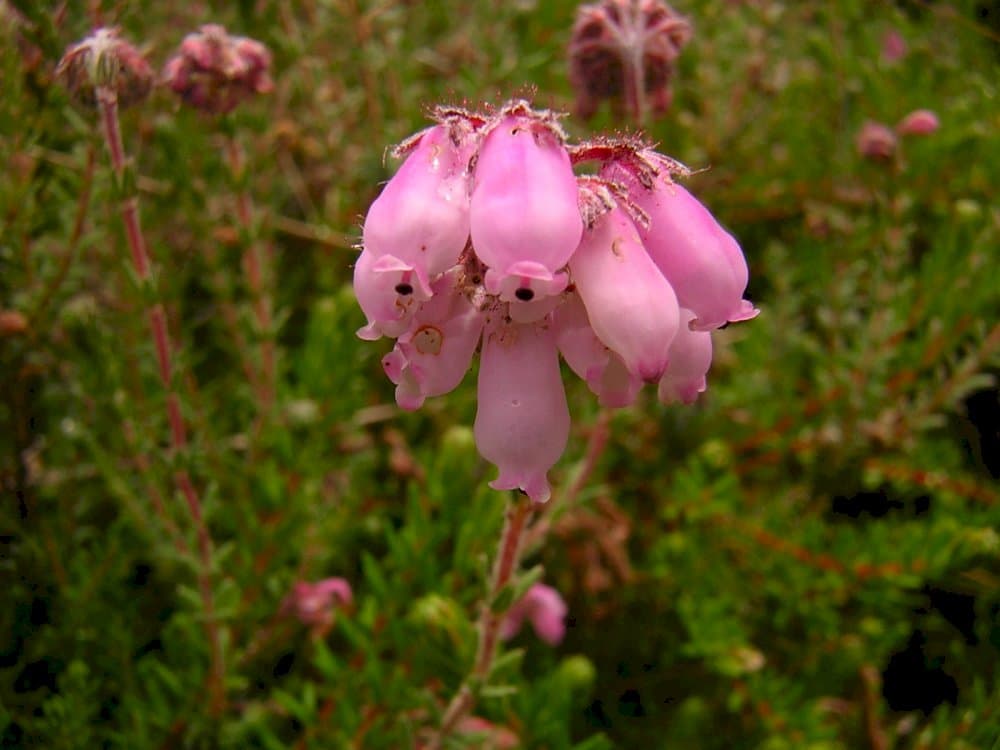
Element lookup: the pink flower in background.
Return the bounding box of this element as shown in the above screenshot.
[500,583,568,646]
[353,100,757,500]
[896,109,940,137]
[283,578,353,631]
[163,24,272,114]
[881,29,907,63]
[856,120,897,161]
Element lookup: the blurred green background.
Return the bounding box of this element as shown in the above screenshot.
[1,1,998,747]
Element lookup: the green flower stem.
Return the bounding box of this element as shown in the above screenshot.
[96,84,226,717]
[436,494,534,742]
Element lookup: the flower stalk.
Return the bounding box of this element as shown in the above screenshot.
[436,494,534,741]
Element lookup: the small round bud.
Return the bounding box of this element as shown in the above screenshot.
[163,24,273,115]
[56,27,153,108]
[0,310,29,337]
[856,120,897,162]
[896,109,940,137]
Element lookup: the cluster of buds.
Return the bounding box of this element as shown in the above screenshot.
[568,0,692,121]
[162,24,273,114]
[856,109,940,163]
[354,99,757,503]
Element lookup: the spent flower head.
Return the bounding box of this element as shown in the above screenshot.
[354,99,757,503]
[163,24,273,114]
[568,0,692,121]
[56,27,153,108]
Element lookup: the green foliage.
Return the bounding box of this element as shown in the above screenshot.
[2,1,999,748]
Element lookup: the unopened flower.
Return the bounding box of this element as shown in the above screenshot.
[0,310,29,337]
[282,577,353,630]
[568,0,692,121]
[856,120,897,162]
[163,24,272,114]
[456,717,519,748]
[499,583,568,646]
[56,27,153,107]
[353,100,756,501]
[896,109,940,137]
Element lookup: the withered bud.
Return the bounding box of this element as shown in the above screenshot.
[163,24,273,115]
[568,0,692,121]
[0,310,29,337]
[856,120,897,162]
[56,27,153,108]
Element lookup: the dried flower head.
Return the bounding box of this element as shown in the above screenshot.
[56,27,153,108]
[568,0,692,122]
[163,24,272,114]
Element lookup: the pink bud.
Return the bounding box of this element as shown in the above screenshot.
[499,583,568,646]
[615,171,758,330]
[353,248,430,341]
[896,109,940,137]
[470,114,582,303]
[283,577,353,629]
[570,206,680,381]
[658,309,713,404]
[554,293,642,407]
[363,124,473,284]
[856,120,897,161]
[381,269,484,410]
[474,319,570,503]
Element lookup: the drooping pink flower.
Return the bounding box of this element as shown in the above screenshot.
[363,123,474,291]
[499,583,568,646]
[470,108,582,305]
[896,109,940,137]
[381,269,484,410]
[612,168,757,331]
[569,205,679,381]
[658,309,713,404]
[474,319,570,503]
[353,248,428,340]
[553,293,641,407]
[856,120,897,161]
[282,577,353,630]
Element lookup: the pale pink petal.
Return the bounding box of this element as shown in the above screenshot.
[570,206,680,381]
[500,583,567,646]
[381,269,484,410]
[362,124,473,281]
[612,169,758,331]
[470,115,583,303]
[553,293,641,407]
[896,109,940,137]
[658,309,713,405]
[474,319,570,503]
[353,249,431,340]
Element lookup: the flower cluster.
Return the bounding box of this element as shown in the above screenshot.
[56,27,154,108]
[354,100,757,503]
[162,24,273,114]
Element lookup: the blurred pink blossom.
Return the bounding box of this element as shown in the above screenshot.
[856,120,898,161]
[500,583,568,646]
[896,109,940,137]
[283,578,353,630]
[881,29,908,63]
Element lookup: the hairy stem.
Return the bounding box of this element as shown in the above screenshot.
[96,86,225,716]
[436,495,533,741]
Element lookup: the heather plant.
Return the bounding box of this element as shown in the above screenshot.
[2,2,999,749]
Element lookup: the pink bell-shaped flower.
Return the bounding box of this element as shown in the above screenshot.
[474,318,570,503]
[615,169,758,331]
[470,111,583,304]
[554,292,641,407]
[362,123,473,287]
[381,269,484,410]
[658,308,713,404]
[353,248,430,340]
[499,583,568,646]
[570,206,680,382]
